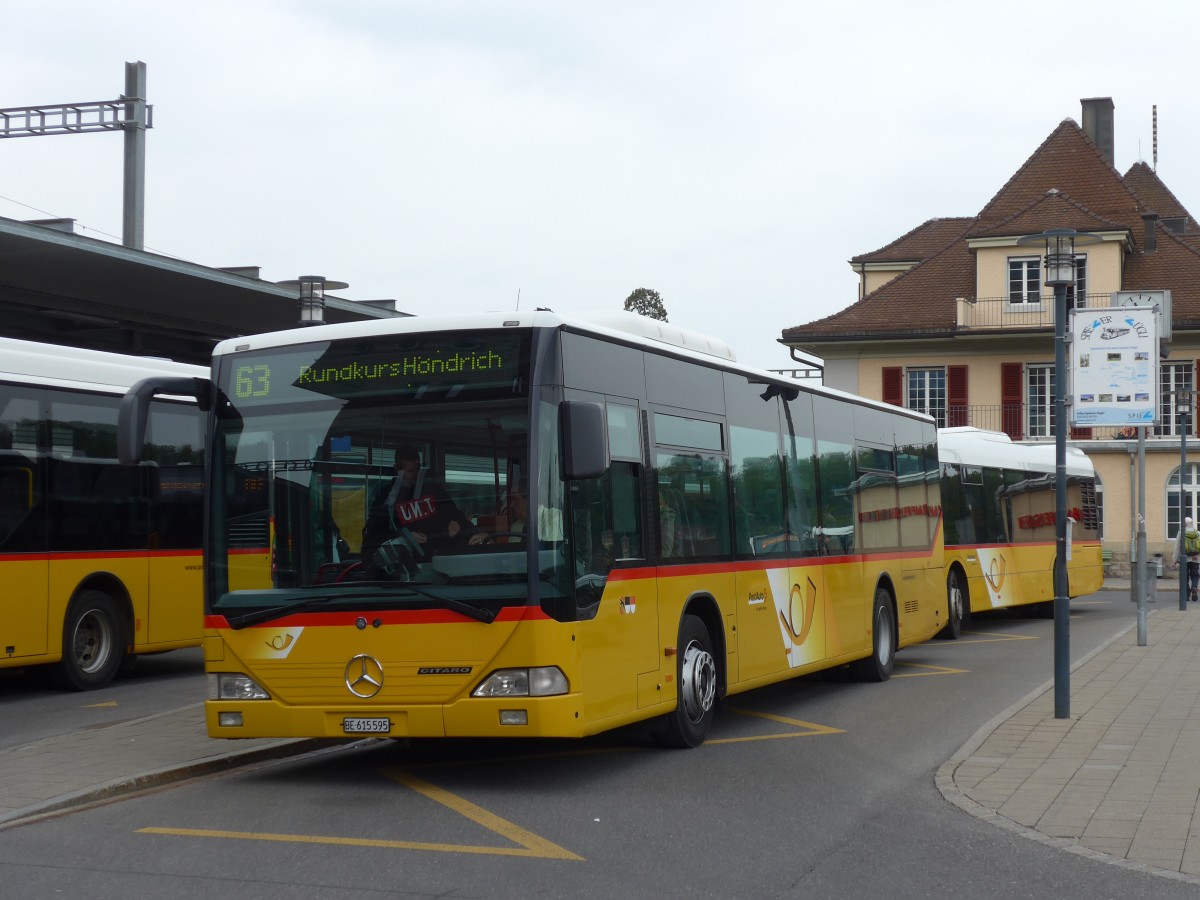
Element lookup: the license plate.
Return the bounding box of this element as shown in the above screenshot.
[343,717,391,734]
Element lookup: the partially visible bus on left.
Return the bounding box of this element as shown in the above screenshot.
[0,337,207,689]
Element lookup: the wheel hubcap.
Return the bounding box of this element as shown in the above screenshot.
[74,610,113,675]
[948,579,963,623]
[679,640,716,723]
[876,606,894,667]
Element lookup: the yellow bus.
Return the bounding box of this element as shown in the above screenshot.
[120,310,947,747]
[1,337,207,689]
[937,427,1104,638]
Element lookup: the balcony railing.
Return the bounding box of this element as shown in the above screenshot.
[955,294,1113,331]
[941,403,1189,442]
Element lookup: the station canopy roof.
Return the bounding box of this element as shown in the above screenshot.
[0,216,398,366]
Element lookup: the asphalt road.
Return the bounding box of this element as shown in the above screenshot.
[0,647,206,752]
[1,591,1196,899]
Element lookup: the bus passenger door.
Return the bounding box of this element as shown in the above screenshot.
[577,570,660,722]
[572,455,661,724]
[0,454,49,659]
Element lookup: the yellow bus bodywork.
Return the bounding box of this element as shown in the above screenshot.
[1,550,202,668]
[204,553,946,741]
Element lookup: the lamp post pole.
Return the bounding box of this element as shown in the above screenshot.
[1019,229,1099,719]
[1182,390,1192,611]
[1051,275,1071,718]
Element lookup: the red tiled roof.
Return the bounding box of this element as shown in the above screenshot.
[784,114,1199,344]
[1123,161,1200,254]
[969,190,1130,241]
[1123,161,1194,222]
[850,217,973,264]
[972,119,1138,230]
[782,236,976,341]
[1122,224,1200,322]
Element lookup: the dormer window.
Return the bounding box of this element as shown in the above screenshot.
[1008,253,1088,307]
[1008,256,1041,304]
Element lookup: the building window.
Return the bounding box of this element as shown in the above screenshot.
[1027,363,1055,438]
[907,367,946,427]
[1066,254,1088,308]
[1157,362,1194,437]
[1008,257,1041,304]
[1168,464,1200,540]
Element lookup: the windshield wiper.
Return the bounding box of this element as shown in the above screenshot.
[226,596,340,630]
[223,586,496,630]
[352,582,497,624]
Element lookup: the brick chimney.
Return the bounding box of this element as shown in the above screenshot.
[1081,97,1115,165]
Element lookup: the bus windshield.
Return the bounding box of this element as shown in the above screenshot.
[208,330,573,620]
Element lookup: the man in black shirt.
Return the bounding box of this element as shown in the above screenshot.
[361,446,482,572]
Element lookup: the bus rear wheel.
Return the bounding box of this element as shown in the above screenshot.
[849,587,895,682]
[656,614,717,748]
[938,569,966,640]
[51,591,124,691]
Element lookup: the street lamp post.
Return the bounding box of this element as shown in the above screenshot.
[1181,389,1192,611]
[1046,232,1074,720]
[1017,228,1100,719]
[276,276,350,327]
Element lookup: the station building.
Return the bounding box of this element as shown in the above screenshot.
[783,98,1200,575]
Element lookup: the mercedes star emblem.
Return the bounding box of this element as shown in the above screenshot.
[345,654,384,698]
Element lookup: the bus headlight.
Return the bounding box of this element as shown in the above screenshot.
[472,666,568,697]
[208,672,271,700]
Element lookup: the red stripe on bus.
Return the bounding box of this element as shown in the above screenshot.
[204,605,550,629]
[0,549,203,562]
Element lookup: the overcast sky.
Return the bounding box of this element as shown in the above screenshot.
[4,1,1199,370]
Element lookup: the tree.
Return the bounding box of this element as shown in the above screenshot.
[623,287,668,322]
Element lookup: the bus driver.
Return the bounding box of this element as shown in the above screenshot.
[361,446,484,570]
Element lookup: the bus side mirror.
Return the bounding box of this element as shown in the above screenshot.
[118,376,212,466]
[561,400,607,480]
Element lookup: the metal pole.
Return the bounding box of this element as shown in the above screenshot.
[122,61,147,250]
[1136,427,1147,645]
[1183,393,1191,611]
[1053,281,1070,718]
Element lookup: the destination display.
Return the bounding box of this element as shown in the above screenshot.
[220,332,530,408]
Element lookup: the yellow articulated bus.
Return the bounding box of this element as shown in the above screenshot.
[1,337,206,689]
[936,426,1104,638]
[120,310,947,747]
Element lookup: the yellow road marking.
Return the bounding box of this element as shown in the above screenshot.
[921,630,1038,645]
[84,701,118,708]
[711,706,844,743]
[381,769,582,859]
[893,661,968,677]
[138,826,579,858]
[139,769,582,861]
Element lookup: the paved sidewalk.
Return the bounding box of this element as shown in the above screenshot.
[0,704,316,827]
[938,592,1200,885]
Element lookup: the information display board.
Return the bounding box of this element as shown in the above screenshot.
[1071,306,1158,427]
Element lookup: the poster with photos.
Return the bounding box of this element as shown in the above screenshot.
[1071,307,1158,426]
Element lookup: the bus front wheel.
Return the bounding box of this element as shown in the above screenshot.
[849,587,895,682]
[52,591,124,691]
[656,614,717,748]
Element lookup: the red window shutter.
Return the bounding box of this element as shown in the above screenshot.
[947,365,968,427]
[1001,362,1024,440]
[882,367,902,408]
